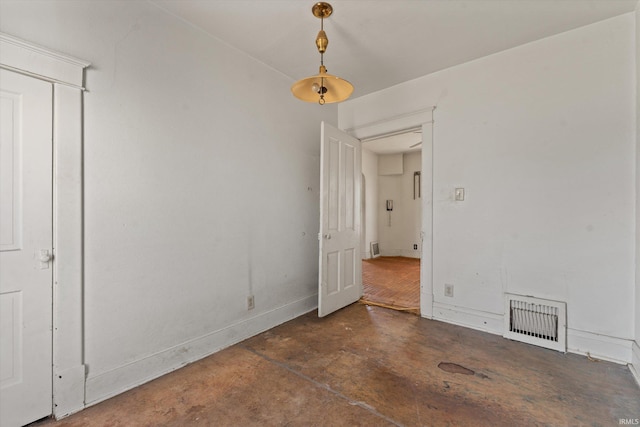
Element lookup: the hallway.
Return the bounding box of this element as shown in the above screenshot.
[361,256,420,314]
[32,303,640,426]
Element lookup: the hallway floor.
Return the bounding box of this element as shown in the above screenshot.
[361,256,420,314]
[33,304,640,426]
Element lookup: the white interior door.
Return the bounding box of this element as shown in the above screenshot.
[318,122,362,317]
[1,69,53,427]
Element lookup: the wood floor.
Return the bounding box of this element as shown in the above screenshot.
[33,303,640,426]
[361,256,420,314]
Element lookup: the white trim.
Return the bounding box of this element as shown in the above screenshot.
[0,32,89,419]
[344,107,435,139]
[630,341,640,386]
[0,33,90,88]
[52,84,86,418]
[431,302,634,365]
[0,64,86,91]
[567,328,633,365]
[432,302,504,335]
[420,119,434,319]
[378,249,420,258]
[360,126,422,143]
[344,107,435,319]
[85,295,317,406]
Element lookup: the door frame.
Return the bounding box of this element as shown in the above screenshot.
[0,33,90,418]
[343,107,435,319]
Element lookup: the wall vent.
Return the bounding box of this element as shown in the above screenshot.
[504,293,566,353]
[370,241,380,258]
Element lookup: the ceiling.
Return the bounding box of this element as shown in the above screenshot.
[150,0,637,153]
[363,130,423,154]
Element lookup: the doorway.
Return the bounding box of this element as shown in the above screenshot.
[362,256,420,314]
[359,130,423,314]
[0,32,89,421]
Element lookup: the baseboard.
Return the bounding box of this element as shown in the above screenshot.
[398,249,420,258]
[379,249,401,257]
[379,249,420,258]
[567,328,633,364]
[431,301,503,335]
[630,341,640,387]
[430,302,633,365]
[85,294,317,406]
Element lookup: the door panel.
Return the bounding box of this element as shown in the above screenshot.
[0,291,23,387]
[0,93,22,251]
[0,69,53,427]
[318,122,362,317]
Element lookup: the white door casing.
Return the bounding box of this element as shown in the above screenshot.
[342,107,435,318]
[318,122,362,317]
[0,69,54,427]
[0,33,89,419]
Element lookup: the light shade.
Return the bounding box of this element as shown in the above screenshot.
[291,65,354,104]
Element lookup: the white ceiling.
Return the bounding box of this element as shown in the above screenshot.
[150,0,637,153]
[363,131,423,155]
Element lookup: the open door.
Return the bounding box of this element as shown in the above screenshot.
[0,69,54,427]
[318,122,362,317]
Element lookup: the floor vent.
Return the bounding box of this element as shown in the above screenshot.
[503,294,566,352]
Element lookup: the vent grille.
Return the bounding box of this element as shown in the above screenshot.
[370,241,380,258]
[504,294,566,352]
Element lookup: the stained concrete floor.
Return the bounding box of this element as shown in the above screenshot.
[34,303,640,426]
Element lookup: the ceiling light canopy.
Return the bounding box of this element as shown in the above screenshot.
[291,2,353,105]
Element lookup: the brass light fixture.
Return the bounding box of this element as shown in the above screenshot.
[291,2,353,105]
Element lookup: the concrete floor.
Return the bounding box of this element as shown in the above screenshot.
[35,303,640,426]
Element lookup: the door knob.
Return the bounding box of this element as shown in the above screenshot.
[39,250,53,262]
[324,234,332,239]
[38,249,53,269]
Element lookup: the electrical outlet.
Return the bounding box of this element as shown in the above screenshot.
[247,295,255,310]
[444,284,454,298]
[413,244,418,250]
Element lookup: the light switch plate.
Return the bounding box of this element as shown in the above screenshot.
[455,188,465,201]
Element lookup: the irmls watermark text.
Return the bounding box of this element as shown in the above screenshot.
[619,419,640,425]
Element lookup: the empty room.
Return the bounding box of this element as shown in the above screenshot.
[1,0,640,426]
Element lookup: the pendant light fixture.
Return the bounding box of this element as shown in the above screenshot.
[291,2,353,105]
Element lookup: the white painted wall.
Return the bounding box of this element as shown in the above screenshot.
[378,153,403,175]
[340,14,636,363]
[361,148,378,258]
[377,152,422,258]
[0,0,336,405]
